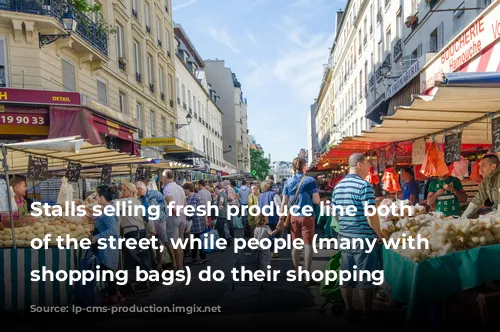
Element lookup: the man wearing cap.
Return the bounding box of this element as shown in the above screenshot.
[462,154,500,218]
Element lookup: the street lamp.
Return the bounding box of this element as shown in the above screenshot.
[39,8,78,48]
[176,113,192,129]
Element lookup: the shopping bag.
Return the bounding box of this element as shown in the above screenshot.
[200,227,219,254]
[451,156,469,179]
[0,180,18,213]
[233,216,243,229]
[224,222,232,239]
[319,251,342,300]
[73,249,101,307]
[57,177,74,205]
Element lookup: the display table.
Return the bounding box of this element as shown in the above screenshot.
[0,247,106,311]
[382,244,500,322]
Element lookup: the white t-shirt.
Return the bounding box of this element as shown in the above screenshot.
[254,225,272,241]
[163,182,186,216]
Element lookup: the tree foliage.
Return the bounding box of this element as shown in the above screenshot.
[250,148,270,181]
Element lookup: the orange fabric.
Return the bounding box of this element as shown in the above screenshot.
[382,168,401,193]
[420,142,449,177]
[470,160,482,183]
[365,166,380,185]
[414,165,428,181]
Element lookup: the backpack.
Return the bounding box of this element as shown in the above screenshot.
[72,248,101,307]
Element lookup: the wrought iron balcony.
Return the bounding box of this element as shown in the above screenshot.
[146,25,151,34]
[136,72,141,83]
[377,8,382,22]
[363,35,367,46]
[161,92,165,101]
[385,0,390,8]
[132,9,138,19]
[1,0,108,56]
[118,57,126,71]
[393,39,403,60]
[364,84,368,96]
[370,24,373,34]
[158,39,162,47]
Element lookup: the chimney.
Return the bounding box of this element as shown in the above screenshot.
[336,10,344,34]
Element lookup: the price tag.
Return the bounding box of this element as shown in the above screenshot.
[100,165,112,184]
[65,162,81,182]
[379,152,386,172]
[387,145,396,165]
[412,139,426,164]
[492,117,500,153]
[444,132,462,164]
[135,166,145,181]
[27,156,48,181]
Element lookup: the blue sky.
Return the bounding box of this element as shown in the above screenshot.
[172,0,346,162]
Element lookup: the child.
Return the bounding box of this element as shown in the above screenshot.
[253,214,279,270]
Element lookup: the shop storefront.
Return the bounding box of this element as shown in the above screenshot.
[420,0,500,95]
[141,136,205,165]
[0,88,140,156]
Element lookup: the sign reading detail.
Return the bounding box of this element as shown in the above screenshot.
[492,117,500,153]
[0,88,80,105]
[27,156,48,181]
[444,133,462,164]
[65,162,81,183]
[100,165,112,184]
[141,137,194,152]
[387,57,422,98]
[421,2,500,92]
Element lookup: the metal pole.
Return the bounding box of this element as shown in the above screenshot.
[2,146,16,249]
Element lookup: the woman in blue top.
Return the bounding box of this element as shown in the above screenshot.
[91,184,121,306]
[401,168,419,205]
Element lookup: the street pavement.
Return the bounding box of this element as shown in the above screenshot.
[3,228,406,328]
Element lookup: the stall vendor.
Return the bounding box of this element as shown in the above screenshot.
[462,154,500,218]
[0,177,36,227]
[427,171,468,217]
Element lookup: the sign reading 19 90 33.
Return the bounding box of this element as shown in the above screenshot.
[444,132,462,164]
[492,117,500,153]
[100,165,112,184]
[27,155,48,181]
[65,162,81,182]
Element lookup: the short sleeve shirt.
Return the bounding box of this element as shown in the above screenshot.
[332,174,377,238]
[428,176,463,217]
[283,174,318,217]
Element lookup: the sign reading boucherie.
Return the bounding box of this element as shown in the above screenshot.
[420,1,500,92]
[0,88,81,105]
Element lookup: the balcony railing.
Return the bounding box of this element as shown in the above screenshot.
[377,8,382,22]
[363,35,367,46]
[1,0,108,56]
[136,72,141,83]
[385,0,390,8]
[393,39,403,60]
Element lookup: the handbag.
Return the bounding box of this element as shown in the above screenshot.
[200,226,219,254]
[284,175,307,228]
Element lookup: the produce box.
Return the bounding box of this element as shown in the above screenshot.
[382,244,500,322]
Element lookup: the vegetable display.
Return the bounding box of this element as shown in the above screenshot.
[379,199,500,262]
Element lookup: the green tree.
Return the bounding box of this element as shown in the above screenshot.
[250,148,270,181]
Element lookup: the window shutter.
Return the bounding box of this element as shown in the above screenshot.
[62,59,76,92]
[0,39,6,87]
[97,80,107,104]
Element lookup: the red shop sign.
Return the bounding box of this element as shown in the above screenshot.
[0,88,81,105]
[0,113,48,126]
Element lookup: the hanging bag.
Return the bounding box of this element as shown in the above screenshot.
[0,180,18,213]
[57,177,74,205]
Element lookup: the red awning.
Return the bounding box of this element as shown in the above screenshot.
[93,116,135,141]
[47,107,102,145]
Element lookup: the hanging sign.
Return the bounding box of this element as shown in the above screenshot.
[492,117,500,153]
[412,139,426,164]
[444,132,462,164]
[27,155,48,181]
[65,162,81,182]
[100,165,112,184]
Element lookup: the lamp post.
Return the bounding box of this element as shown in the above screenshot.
[39,8,78,48]
[176,113,192,129]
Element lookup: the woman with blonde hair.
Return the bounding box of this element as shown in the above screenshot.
[247,184,260,237]
[120,182,146,239]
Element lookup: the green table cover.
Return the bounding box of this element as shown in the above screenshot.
[382,244,500,321]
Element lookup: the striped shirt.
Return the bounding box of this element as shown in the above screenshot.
[332,174,377,238]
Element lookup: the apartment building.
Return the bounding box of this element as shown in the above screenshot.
[0,0,177,158]
[173,23,225,172]
[204,60,250,173]
[307,101,319,166]
[270,160,293,182]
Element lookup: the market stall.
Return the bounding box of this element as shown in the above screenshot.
[0,136,163,311]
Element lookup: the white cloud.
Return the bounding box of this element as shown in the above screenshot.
[207,26,240,53]
[246,30,259,46]
[172,0,199,11]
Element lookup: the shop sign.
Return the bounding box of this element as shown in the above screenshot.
[421,1,500,92]
[387,57,423,98]
[141,137,194,151]
[0,88,80,105]
[0,113,48,126]
[81,95,138,128]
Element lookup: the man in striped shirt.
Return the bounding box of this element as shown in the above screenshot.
[332,153,384,323]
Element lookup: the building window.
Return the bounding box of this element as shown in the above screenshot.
[396,11,402,38]
[156,17,161,45]
[170,121,174,136]
[430,27,438,52]
[165,30,170,54]
[145,2,151,30]
[182,83,186,105]
[188,90,192,109]
[147,54,153,88]
[136,103,142,129]
[169,74,174,102]
[133,41,140,78]
[378,40,382,63]
[97,78,107,104]
[159,66,164,97]
[0,38,7,87]
[116,23,124,59]
[411,0,417,14]
[161,116,166,136]
[150,111,155,136]
[119,91,126,113]
[62,58,76,92]
[385,28,391,53]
